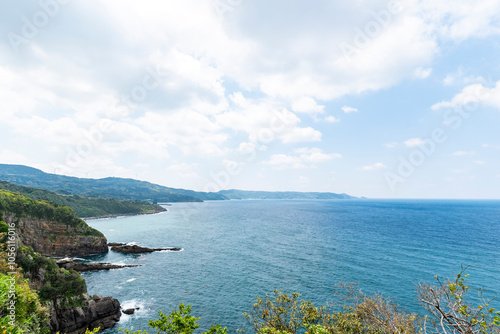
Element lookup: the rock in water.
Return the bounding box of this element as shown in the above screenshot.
[108,242,127,246]
[111,244,182,254]
[56,258,141,272]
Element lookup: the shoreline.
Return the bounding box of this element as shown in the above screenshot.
[83,206,168,221]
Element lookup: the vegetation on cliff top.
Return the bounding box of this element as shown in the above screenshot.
[0,220,50,333]
[0,181,165,219]
[0,189,104,237]
[0,219,90,333]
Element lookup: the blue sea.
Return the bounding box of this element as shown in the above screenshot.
[83,199,500,333]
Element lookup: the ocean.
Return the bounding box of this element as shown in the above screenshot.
[83,199,500,333]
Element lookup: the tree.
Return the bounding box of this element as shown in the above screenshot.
[120,303,228,334]
[38,268,86,313]
[243,290,323,334]
[244,288,418,334]
[417,266,500,334]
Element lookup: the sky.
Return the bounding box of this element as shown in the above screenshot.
[1,0,500,199]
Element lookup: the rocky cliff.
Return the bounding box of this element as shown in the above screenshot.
[1,190,122,333]
[3,212,108,257]
[50,294,121,334]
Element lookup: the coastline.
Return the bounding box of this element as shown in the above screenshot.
[83,206,168,221]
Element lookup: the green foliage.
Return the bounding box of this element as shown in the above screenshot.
[244,290,323,334]
[0,189,103,237]
[13,245,86,310]
[120,303,228,334]
[0,316,21,334]
[149,304,200,334]
[418,266,500,334]
[244,288,417,334]
[15,246,56,275]
[0,273,49,333]
[54,327,100,334]
[0,191,95,334]
[38,267,86,307]
[0,180,166,218]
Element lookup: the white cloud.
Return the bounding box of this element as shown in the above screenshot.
[263,154,305,169]
[1,0,500,193]
[280,127,322,143]
[404,137,425,147]
[341,106,358,113]
[222,159,244,171]
[413,67,432,79]
[384,142,398,148]
[295,147,342,163]
[168,163,198,178]
[482,143,500,150]
[0,150,29,165]
[291,97,325,115]
[473,161,485,165]
[324,116,340,123]
[431,81,500,110]
[49,155,136,179]
[451,151,475,156]
[217,100,322,144]
[137,110,228,156]
[359,163,387,171]
[237,142,256,153]
[443,67,486,86]
[263,148,340,169]
[429,0,500,41]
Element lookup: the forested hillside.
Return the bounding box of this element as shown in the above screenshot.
[0,181,165,218]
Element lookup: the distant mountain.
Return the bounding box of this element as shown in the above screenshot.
[0,164,228,203]
[218,189,357,200]
[0,164,357,204]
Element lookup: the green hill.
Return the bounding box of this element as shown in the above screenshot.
[0,189,103,237]
[0,164,358,204]
[0,181,165,218]
[0,164,228,203]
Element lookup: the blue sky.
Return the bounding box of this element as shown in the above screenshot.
[0,0,499,198]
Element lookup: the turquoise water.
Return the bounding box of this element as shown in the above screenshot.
[83,199,500,333]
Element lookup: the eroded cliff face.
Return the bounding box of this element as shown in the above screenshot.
[50,294,121,334]
[3,212,108,257]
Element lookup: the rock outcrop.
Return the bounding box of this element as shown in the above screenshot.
[110,244,182,254]
[3,212,108,257]
[56,258,141,272]
[122,307,140,315]
[50,294,121,334]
